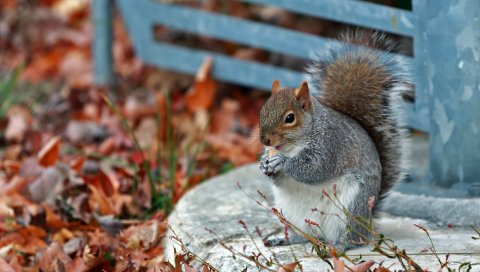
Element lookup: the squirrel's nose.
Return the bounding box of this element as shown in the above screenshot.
[261,135,271,146]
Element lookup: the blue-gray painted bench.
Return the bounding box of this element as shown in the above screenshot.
[92,0,480,197]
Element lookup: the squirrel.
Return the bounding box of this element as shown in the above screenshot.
[259,30,411,250]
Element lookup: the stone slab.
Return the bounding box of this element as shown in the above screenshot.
[164,164,480,271]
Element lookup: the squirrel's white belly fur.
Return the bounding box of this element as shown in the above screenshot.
[272,175,359,242]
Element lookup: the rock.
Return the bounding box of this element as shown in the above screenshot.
[164,164,480,271]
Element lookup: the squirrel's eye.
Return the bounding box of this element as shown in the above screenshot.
[285,113,295,124]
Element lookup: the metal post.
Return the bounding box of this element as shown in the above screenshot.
[417,0,480,195]
[92,0,114,86]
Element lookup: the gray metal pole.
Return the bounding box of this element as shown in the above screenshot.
[92,0,114,86]
[417,0,480,195]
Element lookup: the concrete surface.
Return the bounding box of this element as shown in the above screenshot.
[163,136,480,271]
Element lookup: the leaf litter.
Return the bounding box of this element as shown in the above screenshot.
[0,0,265,270]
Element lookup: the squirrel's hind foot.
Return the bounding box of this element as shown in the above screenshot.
[263,230,308,247]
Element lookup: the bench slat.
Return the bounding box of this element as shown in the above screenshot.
[242,0,416,36]
[117,0,426,131]
[118,1,412,61]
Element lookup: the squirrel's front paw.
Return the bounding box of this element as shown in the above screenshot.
[260,154,285,177]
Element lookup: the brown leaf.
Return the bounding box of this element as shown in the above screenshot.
[5,105,33,143]
[88,185,113,215]
[184,264,198,272]
[121,220,161,250]
[0,160,21,175]
[38,136,61,167]
[0,258,15,272]
[351,261,375,272]
[44,204,69,229]
[210,99,239,134]
[333,257,345,272]
[68,256,90,272]
[277,262,297,272]
[82,244,103,268]
[2,175,29,196]
[98,137,116,155]
[186,57,217,112]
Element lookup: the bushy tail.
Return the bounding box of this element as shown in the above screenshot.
[307,30,411,199]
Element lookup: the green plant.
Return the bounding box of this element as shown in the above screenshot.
[103,94,171,215]
[102,91,209,217]
[0,67,21,120]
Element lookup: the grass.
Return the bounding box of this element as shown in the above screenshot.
[0,67,22,121]
[102,90,209,217]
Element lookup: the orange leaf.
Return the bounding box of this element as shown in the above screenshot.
[88,185,113,215]
[44,204,69,229]
[186,57,217,112]
[333,257,345,272]
[38,136,61,167]
[98,137,116,155]
[277,262,297,272]
[19,225,47,239]
[373,266,391,272]
[69,156,86,173]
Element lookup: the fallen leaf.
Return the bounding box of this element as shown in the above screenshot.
[351,261,375,272]
[82,244,104,268]
[88,185,114,215]
[210,99,239,134]
[186,57,217,112]
[277,262,297,272]
[0,202,14,217]
[28,165,67,203]
[68,256,90,272]
[98,137,116,155]
[121,220,161,250]
[0,258,15,272]
[93,212,124,236]
[1,175,29,196]
[38,136,61,167]
[0,243,14,258]
[333,257,345,272]
[44,204,69,229]
[62,236,87,256]
[36,241,72,272]
[5,105,33,143]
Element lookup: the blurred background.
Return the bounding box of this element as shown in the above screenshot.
[0,0,442,271]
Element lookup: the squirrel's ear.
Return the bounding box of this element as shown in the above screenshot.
[272,80,280,94]
[295,81,312,111]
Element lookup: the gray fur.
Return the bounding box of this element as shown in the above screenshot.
[261,98,381,247]
[259,31,410,249]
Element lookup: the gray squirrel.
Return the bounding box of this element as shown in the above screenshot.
[258,30,411,250]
